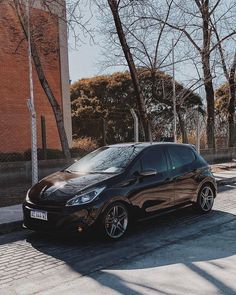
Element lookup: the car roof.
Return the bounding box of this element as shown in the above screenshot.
[107,142,195,149]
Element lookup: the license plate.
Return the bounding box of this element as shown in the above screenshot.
[30,210,48,221]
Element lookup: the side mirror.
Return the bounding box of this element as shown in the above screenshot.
[139,169,157,177]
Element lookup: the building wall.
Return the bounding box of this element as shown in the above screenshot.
[0,1,72,153]
[58,16,73,147]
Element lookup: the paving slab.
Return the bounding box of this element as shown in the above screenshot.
[0,184,236,294]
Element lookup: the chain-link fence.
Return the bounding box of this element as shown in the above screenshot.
[1,109,235,163]
[0,113,74,207]
[0,107,235,207]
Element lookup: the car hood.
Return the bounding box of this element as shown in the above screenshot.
[28,171,116,205]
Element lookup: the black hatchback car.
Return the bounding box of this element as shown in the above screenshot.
[23,143,217,240]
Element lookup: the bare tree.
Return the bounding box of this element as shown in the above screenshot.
[12,0,71,158]
[145,0,236,148]
[211,17,236,147]
[105,0,151,140]
[93,0,210,144]
[40,0,152,141]
[94,0,187,141]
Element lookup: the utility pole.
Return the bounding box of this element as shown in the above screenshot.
[172,39,177,143]
[27,0,38,185]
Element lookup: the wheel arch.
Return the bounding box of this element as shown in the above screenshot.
[195,179,217,202]
[100,196,132,216]
[192,177,217,203]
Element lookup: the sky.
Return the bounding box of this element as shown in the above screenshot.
[68,38,127,82]
[67,0,200,86]
[67,0,199,85]
[67,1,229,93]
[67,24,201,88]
[68,41,200,94]
[68,43,101,82]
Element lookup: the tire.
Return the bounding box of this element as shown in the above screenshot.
[101,202,129,240]
[194,184,215,213]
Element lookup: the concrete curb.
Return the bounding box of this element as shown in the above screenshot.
[0,220,23,235]
[216,177,236,186]
[0,177,235,236]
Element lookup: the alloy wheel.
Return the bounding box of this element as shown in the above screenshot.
[199,186,214,212]
[104,204,128,239]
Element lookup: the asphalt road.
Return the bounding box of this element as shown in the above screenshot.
[0,183,236,295]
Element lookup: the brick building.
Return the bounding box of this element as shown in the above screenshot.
[0,1,72,153]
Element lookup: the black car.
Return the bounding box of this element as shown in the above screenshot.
[23,143,217,240]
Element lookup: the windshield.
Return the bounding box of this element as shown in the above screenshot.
[67,146,143,174]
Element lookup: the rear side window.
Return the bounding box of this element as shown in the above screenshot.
[141,147,168,173]
[168,146,195,169]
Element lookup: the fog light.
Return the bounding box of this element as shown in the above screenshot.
[77,226,83,233]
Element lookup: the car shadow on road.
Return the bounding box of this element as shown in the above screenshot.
[26,206,236,295]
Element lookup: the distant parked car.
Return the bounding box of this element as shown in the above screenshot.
[23,143,217,240]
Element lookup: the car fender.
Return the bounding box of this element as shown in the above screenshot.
[192,177,217,202]
[100,195,132,215]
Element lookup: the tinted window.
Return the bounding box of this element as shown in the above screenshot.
[67,146,143,173]
[168,146,195,169]
[128,159,142,175]
[141,147,168,173]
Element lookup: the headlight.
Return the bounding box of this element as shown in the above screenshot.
[66,186,106,207]
[26,189,31,202]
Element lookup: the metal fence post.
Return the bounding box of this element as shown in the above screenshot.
[130,109,139,142]
[27,0,38,185]
[102,118,106,146]
[41,115,47,160]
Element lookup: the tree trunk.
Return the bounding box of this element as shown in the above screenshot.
[203,67,215,149]
[30,43,71,159]
[107,0,151,141]
[228,52,236,147]
[14,1,71,159]
[177,111,188,143]
[201,1,215,149]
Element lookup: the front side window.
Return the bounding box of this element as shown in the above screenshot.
[141,147,168,173]
[168,146,195,169]
[67,146,144,174]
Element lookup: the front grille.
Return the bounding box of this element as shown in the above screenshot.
[23,202,87,233]
[25,201,63,213]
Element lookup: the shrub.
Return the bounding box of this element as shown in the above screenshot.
[0,140,99,163]
[24,148,64,160]
[71,137,99,158]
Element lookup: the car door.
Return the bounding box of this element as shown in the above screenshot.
[128,146,175,214]
[167,145,198,206]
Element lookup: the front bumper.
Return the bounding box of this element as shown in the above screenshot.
[23,201,100,234]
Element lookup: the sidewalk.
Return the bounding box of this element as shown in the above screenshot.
[211,161,236,185]
[214,170,236,185]
[0,204,23,235]
[0,165,236,235]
